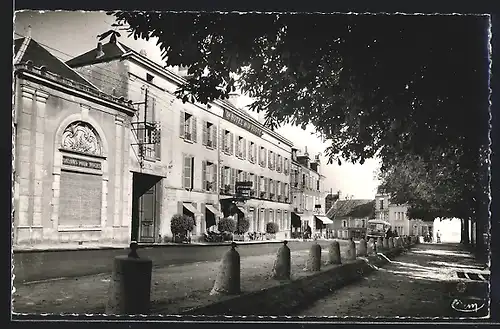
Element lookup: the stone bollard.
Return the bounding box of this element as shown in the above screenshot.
[347,238,357,261]
[272,240,291,280]
[383,237,389,250]
[394,237,400,248]
[358,238,367,257]
[327,240,342,265]
[376,237,384,252]
[388,237,394,249]
[367,238,376,255]
[306,242,322,271]
[106,242,153,315]
[210,242,241,295]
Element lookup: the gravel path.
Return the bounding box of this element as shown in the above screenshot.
[13,241,352,315]
[297,243,490,319]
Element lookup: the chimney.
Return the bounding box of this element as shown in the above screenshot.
[96,42,105,59]
[139,49,148,57]
[337,190,342,200]
[26,25,32,39]
[304,146,309,157]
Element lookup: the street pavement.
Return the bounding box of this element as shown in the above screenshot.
[13,239,353,314]
[297,242,490,319]
[14,239,335,284]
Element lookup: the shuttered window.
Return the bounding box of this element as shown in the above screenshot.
[183,154,194,189]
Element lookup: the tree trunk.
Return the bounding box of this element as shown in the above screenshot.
[461,218,470,244]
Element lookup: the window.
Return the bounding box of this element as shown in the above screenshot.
[259,146,267,167]
[259,176,266,197]
[268,150,275,170]
[269,179,275,199]
[277,210,282,230]
[302,174,306,188]
[202,160,217,192]
[269,209,274,223]
[277,154,282,172]
[277,182,283,201]
[202,121,217,149]
[248,141,256,163]
[316,179,320,191]
[222,130,234,154]
[180,111,197,143]
[182,155,195,190]
[236,136,247,159]
[237,169,247,183]
[379,199,384,210]
[284,183,290,202]
[361,219,366,228]
[342,220,347,228]
[248,173,256,196]
[220,166,235,194]
[284,158,289,175]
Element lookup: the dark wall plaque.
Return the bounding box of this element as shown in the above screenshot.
[223,109,263,137]
[63,156,102,170]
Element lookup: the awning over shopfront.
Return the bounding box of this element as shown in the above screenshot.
[183,203,203,217]
[237,207,248,216]
[315,215,333,224]
[206,204,223,218]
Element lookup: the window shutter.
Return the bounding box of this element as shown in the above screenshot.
[192,116,197,143]
[213,164,218,189]
[230,133,234,155]
[268,150,272,169]
[248,140,252,160]
[183,155,191,189]
[257,146,261,165]
[230,168,236,193]
[265,178,269,197]
[202,160,207,191]
[222,130,226,151]
[236,136,240,156]
[202,121,207,146]
[274,153,277,170]
[212,125,217,149]
[264,148,267,167]
[243,171,248,182]
[179,111,185,138]
[242,138,247,159]
[154,99,161,160]
[220,167,225,190]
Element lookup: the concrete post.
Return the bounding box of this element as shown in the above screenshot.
[367,238,376,255]
[106,242,153,315]
[388,237,394,249]
[306,242,322,271]
[358,238,367,257]
[272,240,291,280]
[347,238,356,261]
[327,240,341,265]
[210,242,241,295]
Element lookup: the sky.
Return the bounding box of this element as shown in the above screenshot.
[14,10,381,199]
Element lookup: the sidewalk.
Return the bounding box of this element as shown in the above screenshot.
[13,240,353,315]
[298,242,490,319]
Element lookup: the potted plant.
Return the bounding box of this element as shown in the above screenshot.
[171,214,195,243]
[218,217,236,241]
[234,218,250,241]
[266,222,279,240]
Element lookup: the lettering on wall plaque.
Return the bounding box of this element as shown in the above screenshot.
[223,109,264,137]
[62,156,102,170]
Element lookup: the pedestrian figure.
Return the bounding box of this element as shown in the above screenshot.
[386,227,393,239]
[436,230,441,243]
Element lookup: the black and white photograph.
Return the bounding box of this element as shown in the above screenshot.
[11,9,494,321]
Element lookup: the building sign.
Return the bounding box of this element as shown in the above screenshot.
[63,156,102,170]
[223,109,263,137]
[235,181,253,200]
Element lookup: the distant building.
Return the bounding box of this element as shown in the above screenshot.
[326,197,375,240]
[13,36,136,249]
[324,191,340,213]
[290,147,331,237]
[375,192,432,236]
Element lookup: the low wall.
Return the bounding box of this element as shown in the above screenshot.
[180,248,404,316]
[13,240,338,284]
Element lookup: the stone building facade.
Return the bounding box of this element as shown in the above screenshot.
[290,147,330,237]
[66,38,295,243]
[13,37,136,249]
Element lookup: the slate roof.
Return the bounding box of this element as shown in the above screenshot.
[66,40,132,68]
[14,37,98,90]
[326,199,375,220]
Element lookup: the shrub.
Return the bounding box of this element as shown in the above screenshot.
[218,217,236,233]
[266,222,279,234]
[171,214,196,235]
[236,218,250,234]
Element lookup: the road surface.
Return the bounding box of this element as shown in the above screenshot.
[297,243,490,319]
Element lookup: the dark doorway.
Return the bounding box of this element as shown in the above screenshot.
[131,172,163,243]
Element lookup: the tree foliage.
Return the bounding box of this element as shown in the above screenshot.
[105,12,490,223]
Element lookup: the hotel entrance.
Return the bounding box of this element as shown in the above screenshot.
[131,172,163,243]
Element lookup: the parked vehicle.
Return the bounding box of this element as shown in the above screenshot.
[366,219,391,240]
